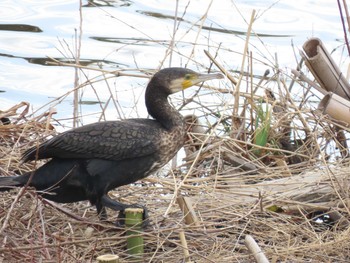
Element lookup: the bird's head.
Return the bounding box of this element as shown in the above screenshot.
[150,67,224,94]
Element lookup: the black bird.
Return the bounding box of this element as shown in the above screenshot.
[0,67,223,219]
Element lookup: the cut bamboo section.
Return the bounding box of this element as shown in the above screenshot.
[125,208,144,262]
[96,254,120,263]
[318,92,350,126]
[301,37,350,99]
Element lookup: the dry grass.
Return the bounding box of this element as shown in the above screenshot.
[1,3,350,260]
[1,60,350,263]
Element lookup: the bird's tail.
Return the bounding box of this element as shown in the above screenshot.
[0,176,24,191]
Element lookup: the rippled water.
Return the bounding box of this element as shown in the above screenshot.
[0,0,348,126]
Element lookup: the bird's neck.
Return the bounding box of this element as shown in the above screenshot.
[145,86,184,131]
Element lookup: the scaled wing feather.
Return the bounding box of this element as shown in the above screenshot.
[23,120,161,162]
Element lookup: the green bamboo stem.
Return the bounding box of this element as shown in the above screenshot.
[125,208,144,262]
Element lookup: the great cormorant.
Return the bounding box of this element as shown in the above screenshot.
[0,67,223,220]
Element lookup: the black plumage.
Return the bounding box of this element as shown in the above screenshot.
[0,67,223,219]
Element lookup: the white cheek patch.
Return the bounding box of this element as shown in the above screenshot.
[169,79,184,93]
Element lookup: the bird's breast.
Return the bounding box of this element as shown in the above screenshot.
[156,125,186,165]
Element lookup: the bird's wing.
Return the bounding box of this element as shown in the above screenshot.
[22,120,163,162]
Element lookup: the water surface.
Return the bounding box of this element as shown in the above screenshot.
[0,0,347,126]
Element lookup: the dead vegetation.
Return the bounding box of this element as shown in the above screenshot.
[1,2,350,261]
[1,54,350,262]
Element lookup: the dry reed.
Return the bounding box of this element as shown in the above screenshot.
[1,3,350,261]
[1,57,350,262]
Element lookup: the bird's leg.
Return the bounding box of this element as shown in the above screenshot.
[100,194,149,226]
[96,195,128,221]
[95,200,108,221]
[100,194,129,210]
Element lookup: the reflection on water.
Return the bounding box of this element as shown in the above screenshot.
[83,0,132,8]
[90,36,169,46]
[0,24,42,32]
[0,52,126,67]
[137,10,186,22]
[200,24,294,37]
[0,0,347,124]
[137,10,293,37]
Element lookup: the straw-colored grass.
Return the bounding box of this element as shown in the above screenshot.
[1,4,350,258]
[1,59,350,262]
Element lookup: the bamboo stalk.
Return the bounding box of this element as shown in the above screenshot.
[125,208,144,262]
[301,37,350,99]
[318,92,350,125]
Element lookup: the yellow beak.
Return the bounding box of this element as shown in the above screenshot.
[183,72,224,89]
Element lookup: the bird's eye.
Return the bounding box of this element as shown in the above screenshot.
[184,74,192,80]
